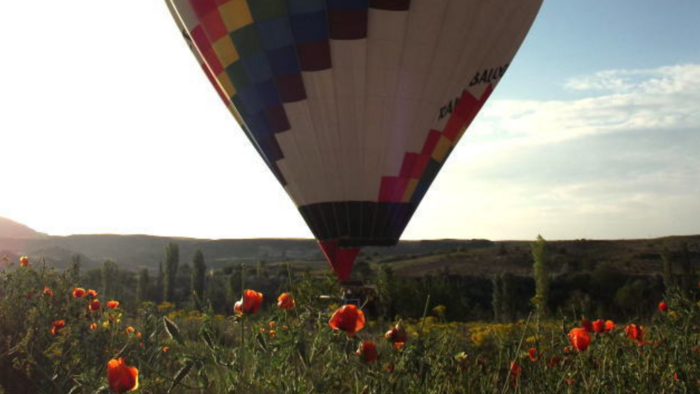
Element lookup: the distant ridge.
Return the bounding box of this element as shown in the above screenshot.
[0,217,47,239]
[0,217,697,277]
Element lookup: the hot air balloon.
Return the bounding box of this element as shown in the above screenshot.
[166,0,543,281]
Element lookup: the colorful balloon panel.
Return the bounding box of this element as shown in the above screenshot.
[166,0,543,280]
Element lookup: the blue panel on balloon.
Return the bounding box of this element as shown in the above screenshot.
[256,80,282,108]
[286,0,326,15]
[290,11,329,43]
[256,18,295,50]
[242,53,273,84]
[244,112,273,138]
[327,0,368,9]
[267,46,300,75]
[237,87,265,115]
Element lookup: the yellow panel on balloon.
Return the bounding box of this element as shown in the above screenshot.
[431,136,452,163]
[212,36,239,68]
[401,179,419,203]
[219,0,253,32]
[217,72,236,99]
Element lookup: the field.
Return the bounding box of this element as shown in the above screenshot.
[2,256,700,394]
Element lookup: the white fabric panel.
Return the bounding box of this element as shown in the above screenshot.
[168,0,544,209]
[394,0,450,155]
[366,9,409,186]
[433,0,544,132]
[279,100,331,205]
[168,0,198,31]
[331,40,368,201]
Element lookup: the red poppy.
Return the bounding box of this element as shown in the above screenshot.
[233,289,263,316]
[528,347,538,362]
[107,358,139,393]
[605,320,615,332]
[510,361,521,378]
[87,289,98,298]
[658,301,669,313]
[51,320,65,335]
[592,319,606,333]
[107,300,120,309]
[329,304,365,336]
[126,326,135,334]
[73,288,86,298]
[162,346,170,353]
[568,327,591,351]
[357,341,378,364]
[43,286,54,297]
[19,256,29,267]
[581,318,593,332]
[277,292,295,310]
[625,324,644,342]
[89,299,101,311]
[385,322,408,347]
[90,323,98,330]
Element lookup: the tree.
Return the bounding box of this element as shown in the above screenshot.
[156,261,164,303]
[492,275,504,322]
[102,260,119,299]
[661,246,675,295]
[192,250,206,303]
[163,242,180,303]
[69,254,81,281]
[531,235,549,316]
[136,268,149,303]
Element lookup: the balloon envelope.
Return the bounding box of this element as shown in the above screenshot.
[166,0,543,281]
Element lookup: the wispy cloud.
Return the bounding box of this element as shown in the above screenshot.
[463,63,700,157]
[411,63,700,240]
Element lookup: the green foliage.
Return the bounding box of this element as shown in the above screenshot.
[164,242,180,303]
[3,257,700,393]
[531,235,549,316]
[101,260,119,299]
[191,250,206,306]
[492,275,504,322]
[137,268,149,303]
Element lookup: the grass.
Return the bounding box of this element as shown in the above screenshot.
[1,258,700,393]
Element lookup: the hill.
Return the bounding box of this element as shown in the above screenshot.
[0,217,47,239]
[0,217,698,276]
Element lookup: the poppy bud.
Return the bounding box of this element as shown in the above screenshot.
[356,341,378,363]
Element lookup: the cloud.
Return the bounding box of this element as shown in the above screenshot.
[462,63,700,160]
[408,63,700,240]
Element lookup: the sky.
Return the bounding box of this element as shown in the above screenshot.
[0,0,699,241]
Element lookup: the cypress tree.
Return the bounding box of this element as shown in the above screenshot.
[156,261,164,303]
[192,250,206,299]
[531,235,549,316]
[492,275,504,322]
[102,260,119,299]
[163,242,180,303]
[136,268,149,303]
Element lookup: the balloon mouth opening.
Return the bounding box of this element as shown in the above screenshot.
[317,240,361,282]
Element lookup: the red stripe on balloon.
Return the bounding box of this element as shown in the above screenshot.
[379,177,410,203]
[190,26,224,75]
